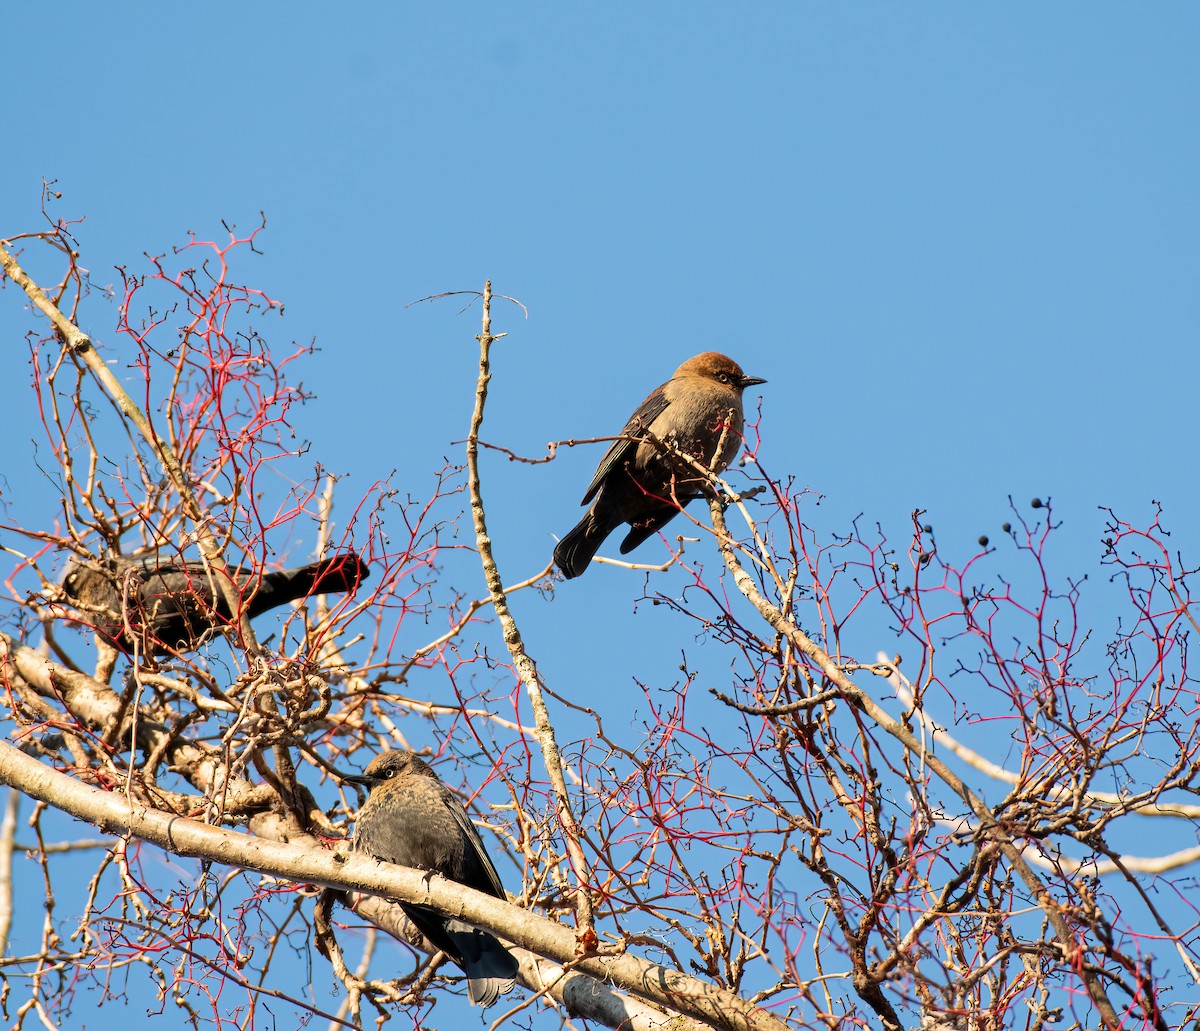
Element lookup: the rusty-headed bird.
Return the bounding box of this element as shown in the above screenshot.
[554,351,766,578]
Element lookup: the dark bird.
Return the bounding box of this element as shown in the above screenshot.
[346,750,518,1007]
[62,550,370,654]
[553,351,766,578]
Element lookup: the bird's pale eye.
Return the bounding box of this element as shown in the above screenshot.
[718,372,730,383]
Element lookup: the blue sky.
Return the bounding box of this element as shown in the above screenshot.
[4,6,1196,547]
[2,4,1198,1027]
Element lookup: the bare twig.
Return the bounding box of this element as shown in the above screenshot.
[463,281,595,938]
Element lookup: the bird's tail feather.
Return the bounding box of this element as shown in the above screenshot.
[246,551,370,617]
[553,513,614,579]
[445,922,519,1007]
[404,906,518,1007]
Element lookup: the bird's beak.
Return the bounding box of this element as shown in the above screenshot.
[341,773,371,787]
[739,375,767,388]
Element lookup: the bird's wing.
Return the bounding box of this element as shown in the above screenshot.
[580,385,671,505]
[618,504,689,555]
[441,790,508,900]
[123,553,187,574]
[398,901,465,962]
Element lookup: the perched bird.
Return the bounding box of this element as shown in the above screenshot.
[62,550,370,654]
[554,351,766,578]
[346,750,518,1007]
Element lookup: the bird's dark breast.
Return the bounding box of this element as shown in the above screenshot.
[354,788,465,875]
[645,403,745,471]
